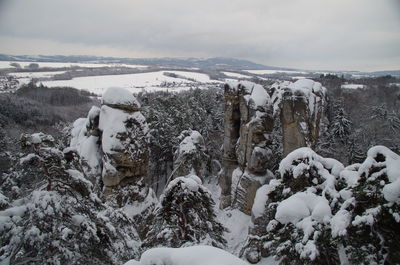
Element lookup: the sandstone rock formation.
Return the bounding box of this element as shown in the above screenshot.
[70,87,150,198]
[220,79,328,215]
[271,79,327,156]
[171,129,208,180]
[219,81,274,214]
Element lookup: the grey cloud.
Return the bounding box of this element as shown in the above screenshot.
[0,0,399,70]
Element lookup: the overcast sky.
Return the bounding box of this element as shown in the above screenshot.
[0,0,399,71]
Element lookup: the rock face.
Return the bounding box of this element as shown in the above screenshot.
[171,130,208,180]
[220,79,327,215]
[220,81,274,214]
[271,79,327,156]
[70,87,150,197]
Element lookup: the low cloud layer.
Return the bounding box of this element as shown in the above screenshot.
[0,0,399,71]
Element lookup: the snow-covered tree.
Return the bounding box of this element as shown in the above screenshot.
[0,133,140,265]
[371,103,400,133]
[336,146,400,265]
[171,129,209,180]
[244,145,400,265]
[243,148,344,264]
[143,175,227,249]
[330,104,352,143]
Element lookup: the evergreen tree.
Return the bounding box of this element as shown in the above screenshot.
[331,105,352,143]
[338,146,400,265]
[0,133,140,265]
[143,175,227,249]
[243,148,344,264]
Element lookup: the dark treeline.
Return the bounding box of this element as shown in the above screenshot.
[137,87,224,194]
[317,74,400,164]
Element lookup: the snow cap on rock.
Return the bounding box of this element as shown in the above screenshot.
[102,87,140,110]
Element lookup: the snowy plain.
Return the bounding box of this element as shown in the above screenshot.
[40,71,221,95]
[222,71,253,79]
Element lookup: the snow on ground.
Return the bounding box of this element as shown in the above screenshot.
[125,245,249,265]
[204,177,277,264]
[244,69,307,75]
[341,84,365,89]
[291,76,307,80]
[222,72,252,79]
[167,71,216,83]
[41,71,219,95]
[0,61,148,69]
[204,180,250,256]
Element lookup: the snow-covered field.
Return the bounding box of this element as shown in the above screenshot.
[40,71,220,95]
[245,69,307,75]
[168,71,215,83]
[0,61,148,69]
[222,72,252,79]
[341,84,365,89]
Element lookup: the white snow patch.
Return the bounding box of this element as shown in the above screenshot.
[251,84,269,107]
[177,131,204,156]
[341,84,365,89]
[223,72,252,79]
[102,87,140,107]
[340,164,361,187]
[252,179,282,219]
[275,192,331,225]
[19,153,39,164]
[244,70,307,75]
[126,245,249,265]
[41,71,221,95]
[330,210,351,238]
[359,146,400,202]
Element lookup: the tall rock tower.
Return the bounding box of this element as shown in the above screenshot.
[219,79,327,215]
[219,81,274,214]
[277,79,327,156]
[70,87,150,201]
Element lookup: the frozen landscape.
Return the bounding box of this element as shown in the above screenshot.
[0,0,399,264]
[0,63,399,264]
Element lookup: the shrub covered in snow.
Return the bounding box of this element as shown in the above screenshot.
[336,146,400,265]
[0,133,140,265]
[243,146,400,265]
[243,147,344,264]
[143,175,227,249]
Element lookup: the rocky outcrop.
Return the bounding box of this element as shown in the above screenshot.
[271,79,327,156]
[70,87,150,198]
[220,79,328,215]
[171,130,208,180]
[220,81,274,214]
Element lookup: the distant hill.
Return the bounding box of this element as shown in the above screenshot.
[0,54,291,70]
[367,70,400,77]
